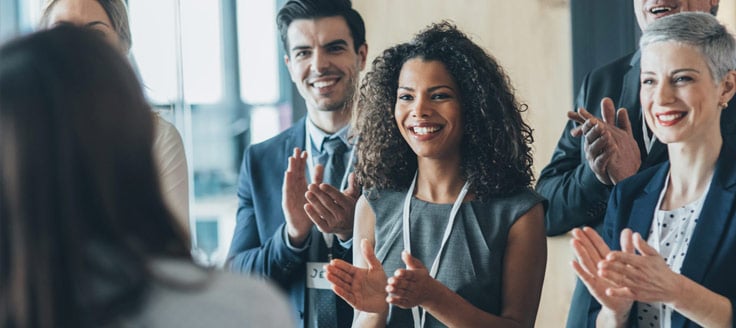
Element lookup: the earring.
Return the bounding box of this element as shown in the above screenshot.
[721,102,729,109]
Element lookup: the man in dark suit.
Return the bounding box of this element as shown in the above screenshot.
[226,1,367,327]
[534,0,735,326]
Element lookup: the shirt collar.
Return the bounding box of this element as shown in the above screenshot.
[305,117,352,152]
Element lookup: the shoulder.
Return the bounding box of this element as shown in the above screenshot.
[587,52,637,80]
[363,188,406,217]
[247,118,305,155]
[152,115,184,149]
[133,259,294,327]
[474,189,546,220]
[613,162,665,198]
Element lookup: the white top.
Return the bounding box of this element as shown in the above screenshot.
[123,258,294,327]
[638,174,708,328]
[153,116,189,233]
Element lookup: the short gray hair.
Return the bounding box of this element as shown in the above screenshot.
[640,12,736,82]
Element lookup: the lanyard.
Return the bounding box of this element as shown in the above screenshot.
[304,124,355,254]
[402,172,469,328]
[641,111,657,154]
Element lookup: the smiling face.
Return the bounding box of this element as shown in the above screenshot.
[284,16,367,114]
[640,41,734,145]
[633,0,717,30]
[43,0,123,52]
[395,58,463,161]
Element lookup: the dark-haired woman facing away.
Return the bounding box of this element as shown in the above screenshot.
[0,26,292,328]
[326,22,547,327]
[39,0,190,232]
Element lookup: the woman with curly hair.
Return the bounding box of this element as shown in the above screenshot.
[325,22,547,327]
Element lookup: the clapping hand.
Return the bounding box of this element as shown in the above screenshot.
[568,97,641,185]
[305,166,360,241]
[325,239,389,314]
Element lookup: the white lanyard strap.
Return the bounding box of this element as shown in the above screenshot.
[304,124,355,255]
[402,172,470,328]
[642,111,656,154]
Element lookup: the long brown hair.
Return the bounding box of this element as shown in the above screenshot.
[0,26,188,327]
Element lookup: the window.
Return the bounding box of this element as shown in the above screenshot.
[129,0,291,266]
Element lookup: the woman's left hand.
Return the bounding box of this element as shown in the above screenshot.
[385,251,438,309]
[598,230,684,304]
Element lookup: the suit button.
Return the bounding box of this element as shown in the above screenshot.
[299,311,304,319]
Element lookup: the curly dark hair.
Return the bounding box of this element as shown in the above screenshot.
[355,22,535,200]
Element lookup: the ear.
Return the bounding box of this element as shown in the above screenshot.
[719,70,736,106]
[356,43,368,71]
[284,54,297,83]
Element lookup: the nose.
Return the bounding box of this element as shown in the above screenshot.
[410,95,431,118]
[653,81,675,106]
[310,50,330,75]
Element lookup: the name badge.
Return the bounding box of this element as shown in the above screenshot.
[305,262,331,290]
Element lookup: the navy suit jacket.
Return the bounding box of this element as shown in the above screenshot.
[226,117,352,327]
[581,142,736,327]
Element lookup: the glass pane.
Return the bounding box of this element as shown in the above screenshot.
[237,0,280,104]
[181,0,223,104]
[128,0,178,104]
[250,106,281,144]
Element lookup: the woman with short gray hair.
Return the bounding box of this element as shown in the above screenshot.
[572,12,736,327]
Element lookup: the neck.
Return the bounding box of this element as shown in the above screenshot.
[663,136,721,209]
[414,156,466,204]
[308,107,351,134]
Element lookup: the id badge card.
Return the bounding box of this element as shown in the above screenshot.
[305,262,331,290]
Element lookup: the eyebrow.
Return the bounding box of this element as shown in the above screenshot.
[398,85,456,92]
[85,21,111,29]
[641,68,701,75]
[52,20,111,29]
[290,39,349,53]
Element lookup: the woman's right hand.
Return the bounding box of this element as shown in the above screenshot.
[325,238,388,314]
[570,227,634,319]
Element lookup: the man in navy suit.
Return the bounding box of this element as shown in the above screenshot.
[226,1,367,327]
[534,0,736,326]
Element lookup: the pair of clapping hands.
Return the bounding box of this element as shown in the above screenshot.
[569,97,642,185]
[325,239,440,314]
[282,148,359,246]
[571,228,684,316]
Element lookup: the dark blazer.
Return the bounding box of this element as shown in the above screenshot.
[580,142,736,327]
[540,51,736,327]
[226,117,352,327]
[536,51,736,237]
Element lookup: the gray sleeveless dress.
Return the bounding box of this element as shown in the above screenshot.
[367,189,545,327]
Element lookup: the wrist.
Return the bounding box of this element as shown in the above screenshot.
[598,306,630,328]
[286,225,310,247]
[418,278,445,310]
[336,231,352,242]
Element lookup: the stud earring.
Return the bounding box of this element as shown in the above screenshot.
[721,102,729,109]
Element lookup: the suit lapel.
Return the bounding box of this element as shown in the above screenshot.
[679,145,736,285]
[627,164,670,242]
[285,117,307,157]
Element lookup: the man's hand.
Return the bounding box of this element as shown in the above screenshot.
[282,148,313,247]
[568,97,641,185]
[305,166,360,241]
